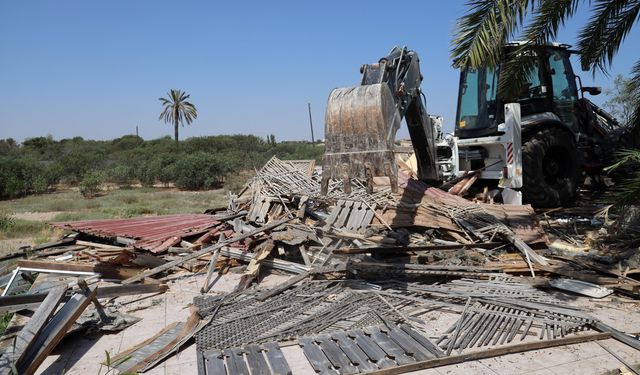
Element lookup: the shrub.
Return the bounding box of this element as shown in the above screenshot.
[108,165,134,186]
[0,209,14,231]
[0,157,43,198]
[79,172,103,198]
[173,152,231,190]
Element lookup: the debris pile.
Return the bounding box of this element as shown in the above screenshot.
[0,156,639,374]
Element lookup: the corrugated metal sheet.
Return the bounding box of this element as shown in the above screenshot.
[52,214,220,253]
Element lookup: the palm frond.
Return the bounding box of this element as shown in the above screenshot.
[496,49,539,99]
[620,59,640,148]
[605,148,640,172]
[451,0,531,69]
[578,0,640,73]
[494,0,581,98]
[524,0,581,43]
[158,89,198,142]
[605,149,640,205]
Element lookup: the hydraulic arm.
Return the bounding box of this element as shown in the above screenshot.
[321,46,439,194]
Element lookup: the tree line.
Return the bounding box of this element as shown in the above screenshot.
[0,134,323,199]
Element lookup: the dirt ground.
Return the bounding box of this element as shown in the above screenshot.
[35,271,640,375]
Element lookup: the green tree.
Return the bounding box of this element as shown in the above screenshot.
[604,74,635,126]
[158,89,198,145]
[450,0,640,126]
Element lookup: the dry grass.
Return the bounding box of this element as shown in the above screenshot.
[0,187,228,255]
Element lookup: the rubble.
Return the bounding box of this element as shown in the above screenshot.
[0,156,638,374]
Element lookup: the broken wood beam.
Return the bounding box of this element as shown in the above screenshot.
[97,283,169,298]
[366,332,612,374]
[0,283,67,367]
[256,271,311,301]
[123,217,294,284]
[333,242,504,255]
[15,260,142,280]
[0,238,77,262]
[75,240,123,250]
[0,294,49,314]
[16,285,97,375]
[593,322,640,352]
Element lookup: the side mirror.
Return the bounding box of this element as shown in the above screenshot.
[581,86,601,96]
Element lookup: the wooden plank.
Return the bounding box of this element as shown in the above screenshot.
[17,285,97,375]
[348,329,395,368]
[262,342,292,375]
[315,334,358,374]
[593,322,640,351]
[387,327,434,361]
[324,200,344,228]
[15,259,141,280]
[244,344,269,375]
[345,202,364,231]
[0,284,66,368]
[331,331,378,372]
[109,311,202,373]
[123,217,293,284]
[96,283,168,298]
[33,245,87,258]
[364,326,415,365]
[0,284,165,315]
[332,242,504,255]
[399,325,444,357]
[31,238,76,251]
[299,337,335,375]
[256,271,311,301]
[0,294,48,314]
[204,349,226,375]
[224,348,249,375]
[365,332,612,375]
[75,240,123,249]
[334,201,354,229]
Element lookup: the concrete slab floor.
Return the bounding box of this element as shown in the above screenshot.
[35,272,640,375]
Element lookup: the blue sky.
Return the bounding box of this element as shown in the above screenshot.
[1,1,638,143]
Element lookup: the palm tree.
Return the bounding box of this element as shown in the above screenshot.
[158,89,198,145]
[450,0,640,126]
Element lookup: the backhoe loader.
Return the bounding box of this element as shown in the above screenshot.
[322,44,634,207]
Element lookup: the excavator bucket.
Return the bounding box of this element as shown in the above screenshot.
[321,83,400,194]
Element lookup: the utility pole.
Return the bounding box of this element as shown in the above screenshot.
[307,103,315,144]
[136,125,139,138]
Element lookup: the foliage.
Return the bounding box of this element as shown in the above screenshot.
[172,152,232,190]
[0,134,323,200]
[0,209,14,231]
[603,75,635,126]
[604,149,640,205]
[0,312,13,336]
[0,157,50,199]
[79,172,103,198]
[451,0,640,124]
[158,89,198,144]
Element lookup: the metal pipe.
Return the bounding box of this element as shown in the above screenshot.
[1,268,20,297]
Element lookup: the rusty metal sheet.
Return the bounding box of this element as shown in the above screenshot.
[52,214,220,253]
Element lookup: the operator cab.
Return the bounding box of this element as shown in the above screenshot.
[454,43,583,139]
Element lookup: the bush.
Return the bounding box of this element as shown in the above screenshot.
[0,134,325,200]
[173,152,231,190]
[108,165,134,186]
[79,172,103,198]
[0,157,44,199]
[0,209,14,231]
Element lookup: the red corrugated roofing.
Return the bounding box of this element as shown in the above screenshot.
[52,214,220,253]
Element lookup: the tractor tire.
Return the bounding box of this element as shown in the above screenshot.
[521,127,581,207]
